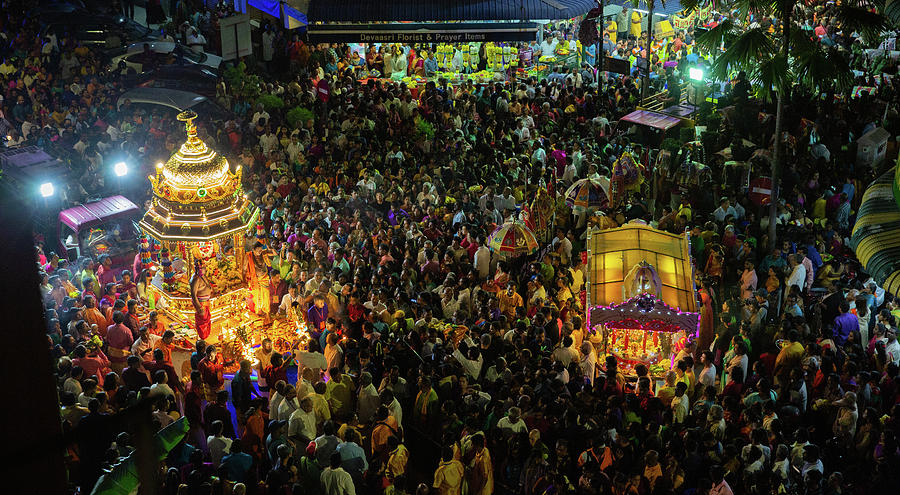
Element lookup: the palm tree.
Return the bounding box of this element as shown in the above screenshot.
[680,0,887,250]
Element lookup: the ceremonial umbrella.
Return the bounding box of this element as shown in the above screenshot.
[487,220,539,258]
[564,176,611,211]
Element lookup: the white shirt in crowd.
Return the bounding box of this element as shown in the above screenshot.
[321,466,356,495]
[496,416,528,435]
[288,407,317,442]
[699,364,717,388]
[207,435,233,466]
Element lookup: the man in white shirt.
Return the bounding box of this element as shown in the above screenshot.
[516,119,531,141]
[580,342,597,384]
[698,350,717,388]
[551,336,579,367]
[528,278,547,308]
[268,382,286,421]
[385,143,404,164]
[785,255,807,299]
[671,382,689,423]
[800,445,824,485]
[712,197,738,223]
[731,196,746,220]
[357,372,380,424]
[496,407,528,437]
[106,121,122,142]
[473,242,491,280]
[380,389,403,428]
[321,452,356,495]
[251,107,270,127]
[207,420,232,466]
[259,128,279,154]
[452,341,484,380]
[278,386,300,421]
[255,339,275,395]
[286,132,304,163]
[261,28,275,63]
[186,28,207,53]
[538,32,559,57]
[531,142,547,165]
[478,187,495,213]
[279,284,303,320]
[130,327,159,360]
[885,329,900,366]
[288,397,317,444]
[561,156,577,184]
[552,229,573,263]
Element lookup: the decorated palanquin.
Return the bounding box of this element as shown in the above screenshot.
[139,111,260,339]
[609,150,645,206]
[591,294,699,376]
[586,222,699,376]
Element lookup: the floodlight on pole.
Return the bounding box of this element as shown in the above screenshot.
[39,182,54,198]
[114,161,129,177]
[689,67,704,82]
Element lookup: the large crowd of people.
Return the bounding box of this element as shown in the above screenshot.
[6,0,900,493]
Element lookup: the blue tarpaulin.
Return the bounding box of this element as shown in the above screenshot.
[249,0,281,17]
[282,4,308,28]
[307,0,601,23]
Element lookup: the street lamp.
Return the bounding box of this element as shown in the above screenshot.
[114,161,129,177]
[39,182,54,198]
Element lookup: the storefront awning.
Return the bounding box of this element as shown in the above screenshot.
[307,0,600,23]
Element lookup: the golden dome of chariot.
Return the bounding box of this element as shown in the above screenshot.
[149,111,238,201]
[160,110,230,188]
[140,110,258,243]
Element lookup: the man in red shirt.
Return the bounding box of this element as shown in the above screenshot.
[96,254,116,288]
[145,349,185,396]
[199,345,233,402]
[460,232,479,259]
[72,344,110,380]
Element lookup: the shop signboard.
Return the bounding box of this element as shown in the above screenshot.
[308,22,540,43]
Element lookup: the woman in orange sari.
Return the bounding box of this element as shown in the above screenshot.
[241,405,267,461]
[704,244,724,287]
[481,261,510,293]
[245,242,273,316]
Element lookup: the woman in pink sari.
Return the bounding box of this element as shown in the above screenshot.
[407,48,420,75]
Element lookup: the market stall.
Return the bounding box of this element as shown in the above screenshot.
[586,222,699,376]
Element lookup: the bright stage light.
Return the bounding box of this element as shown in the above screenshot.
[689,67,704,81]
[40,182,54,197]
[114,161,129,177]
